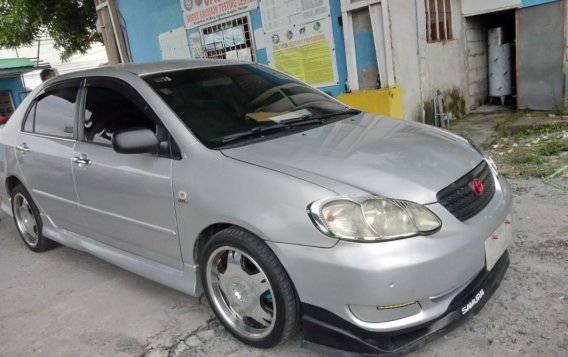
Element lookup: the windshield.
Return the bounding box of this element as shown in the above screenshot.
[143,64,349,148]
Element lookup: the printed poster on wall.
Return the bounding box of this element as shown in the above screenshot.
[181,0,258,29]
[264,16,338,87]
[260,0,329,32]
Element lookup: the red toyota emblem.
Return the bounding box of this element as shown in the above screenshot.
[470,178,484,196]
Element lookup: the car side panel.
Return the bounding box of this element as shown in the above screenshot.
[14,133,85,234]
[73,142,183,269]
[171,146,343,267]
[0,86,42,208]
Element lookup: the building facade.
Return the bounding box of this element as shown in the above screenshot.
[105,0,568,121]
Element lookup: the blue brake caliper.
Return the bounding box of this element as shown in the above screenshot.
[262,292,273,303]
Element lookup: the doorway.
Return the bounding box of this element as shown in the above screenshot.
[465,10,516,110]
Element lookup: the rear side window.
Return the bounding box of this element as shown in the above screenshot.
[22,102,36,132]
[23,82,80,139]
[83,86,156,145]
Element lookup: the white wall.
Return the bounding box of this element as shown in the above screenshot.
[388,0,468,121]
[421,0,468,95]
[462,0,521,16]
[387,0,422,120]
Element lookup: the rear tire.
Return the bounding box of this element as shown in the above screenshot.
[199,227,299,348]
[11,184,55,252]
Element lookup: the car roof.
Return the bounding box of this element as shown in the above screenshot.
[48,59,248,83]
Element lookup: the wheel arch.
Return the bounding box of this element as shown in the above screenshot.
[192,223,301,299]
[193,223,236,264]
[5,175,24,196]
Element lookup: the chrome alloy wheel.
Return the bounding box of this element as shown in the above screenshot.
[206,246,276,340]
[13,193,39,247]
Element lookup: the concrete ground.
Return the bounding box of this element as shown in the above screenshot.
[451,108,568,147]
[450,111,507,147]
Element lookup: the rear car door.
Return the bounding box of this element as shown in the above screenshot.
[15,79,85,234]
[72,77,182,269]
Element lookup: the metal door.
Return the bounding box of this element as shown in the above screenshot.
[72,78,182,269]
[15,80,85,234]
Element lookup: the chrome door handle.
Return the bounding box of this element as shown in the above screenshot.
[16,143,30,152]
[73,157,92,166]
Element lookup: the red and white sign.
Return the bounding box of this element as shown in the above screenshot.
[181,0,258,29]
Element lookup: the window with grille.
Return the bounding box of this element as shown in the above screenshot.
[0,91,15,118]
[425,0,453,43]
[201,16,255,61]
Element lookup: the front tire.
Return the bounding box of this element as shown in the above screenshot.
[11,184,55,252]
[199,227,299,348]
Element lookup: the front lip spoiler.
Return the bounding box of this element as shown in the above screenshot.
[301,250,510,355]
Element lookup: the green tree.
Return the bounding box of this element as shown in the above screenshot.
[0,0,101,61]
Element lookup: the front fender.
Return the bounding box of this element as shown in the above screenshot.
[172,147,340,265]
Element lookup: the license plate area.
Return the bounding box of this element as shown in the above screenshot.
[485,215,513,271]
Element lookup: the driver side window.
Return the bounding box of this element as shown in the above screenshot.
[83,86,156,145]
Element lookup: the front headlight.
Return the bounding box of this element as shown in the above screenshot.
[308,196,442,241]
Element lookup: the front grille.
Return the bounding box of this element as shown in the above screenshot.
[437,161,495,221]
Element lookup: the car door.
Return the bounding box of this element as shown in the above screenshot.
[72,77,182,269]
[15,79,85,234]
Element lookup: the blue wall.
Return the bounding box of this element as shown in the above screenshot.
[0,76,26,108]
[115,0,347,96]
[250,8,268,65]
[116,0,184,62]
[319,0,348,97]
[522,0,561,7]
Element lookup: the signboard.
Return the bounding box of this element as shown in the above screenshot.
[261,0,337,87]
[181,0,258,29]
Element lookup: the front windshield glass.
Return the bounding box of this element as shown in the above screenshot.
[143,64,348,148]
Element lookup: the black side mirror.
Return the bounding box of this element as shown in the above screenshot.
[112,127,159,154]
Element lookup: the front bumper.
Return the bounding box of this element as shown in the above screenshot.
[301,250,510,355]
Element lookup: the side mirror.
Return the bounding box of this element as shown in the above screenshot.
[112,127,159,154]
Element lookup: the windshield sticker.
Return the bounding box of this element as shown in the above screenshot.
[250,109,312,123]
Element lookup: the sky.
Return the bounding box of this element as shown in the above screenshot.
[0,37,108,89]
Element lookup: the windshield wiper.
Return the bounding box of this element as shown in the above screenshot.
[221,124,285,144]
[220,117,334,145]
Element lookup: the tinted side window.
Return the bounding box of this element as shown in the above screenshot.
[34,86,78,138]
[83,87,156,145]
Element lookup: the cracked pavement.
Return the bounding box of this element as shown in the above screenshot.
[0,178,566,356]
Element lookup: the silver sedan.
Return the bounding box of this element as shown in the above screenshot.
[0,60,512,354]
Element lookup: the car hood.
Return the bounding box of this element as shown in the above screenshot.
[222,113,484,204]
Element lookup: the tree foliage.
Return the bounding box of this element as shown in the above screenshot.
[0,0,102,61]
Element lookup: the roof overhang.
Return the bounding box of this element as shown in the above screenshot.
[0,58,51,77]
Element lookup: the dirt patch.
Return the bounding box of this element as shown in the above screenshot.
[485,124,568,179]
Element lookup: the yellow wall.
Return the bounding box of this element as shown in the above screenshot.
[337,86,404,119]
